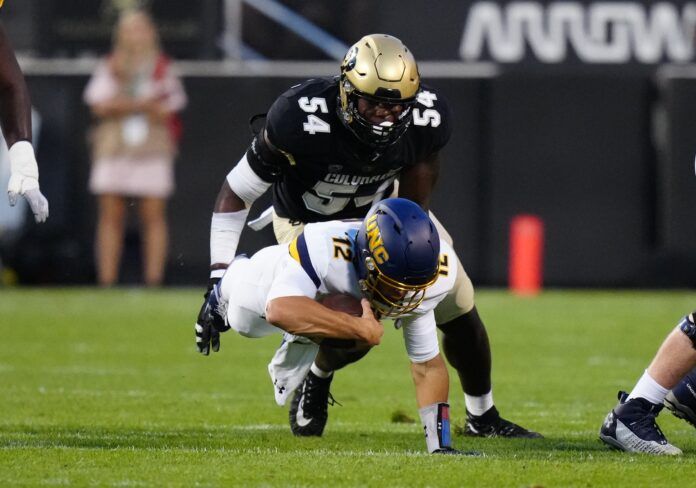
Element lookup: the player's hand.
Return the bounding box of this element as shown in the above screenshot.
[7,141,49,223]
[195,277,227,355]
[357,298,383,346]
[195,312,219,356]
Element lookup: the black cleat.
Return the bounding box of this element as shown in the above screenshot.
[600,391,681,455]
[289,371,338,437]
[664,370,696,428]
[464,406,543,438]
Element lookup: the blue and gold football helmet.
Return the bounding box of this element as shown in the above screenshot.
[353,198,440,318]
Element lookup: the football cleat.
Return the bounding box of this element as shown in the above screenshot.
[599,391,682,455]
[464,406,543,438]
[289,371,338,437]
[664,370,696,428]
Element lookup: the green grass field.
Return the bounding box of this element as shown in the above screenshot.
[2,288,696,487]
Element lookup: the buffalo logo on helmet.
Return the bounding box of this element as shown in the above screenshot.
[343,45,358,72]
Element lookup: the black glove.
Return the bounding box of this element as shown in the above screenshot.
[195,277,229,355]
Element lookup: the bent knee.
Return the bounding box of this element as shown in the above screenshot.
[434,258,475,324]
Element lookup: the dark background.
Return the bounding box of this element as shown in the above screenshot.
[2,0,696,287]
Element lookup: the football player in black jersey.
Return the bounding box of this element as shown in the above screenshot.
[197,34,541,440]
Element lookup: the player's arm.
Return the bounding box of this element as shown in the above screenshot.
[0,22,49,222]
[0,23,30,146]
[397,152,440,210]
[401,310,448,406]
[197,111,292,335]
[398,86,451,211]
[411,353,449,407]
[209,129,290,275]
[266,296,382,345]
[265,232,383,344]
[402,310,460,453]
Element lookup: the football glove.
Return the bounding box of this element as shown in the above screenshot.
[7,141,49,223]
[195,277,230,355]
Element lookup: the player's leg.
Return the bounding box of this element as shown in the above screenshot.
[435,259,539,438]
[289,342,372,437]
[429,213,541,438]
[599,312,696,455]
[95,194,126,286]
[663,314,696,426]
[138,196,168,287]
[665,367,696,427]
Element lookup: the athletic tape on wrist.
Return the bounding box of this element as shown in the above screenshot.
[419,402,451,453]
[8,140,38,178]
[227,154,271,206]
[210,209,249,269]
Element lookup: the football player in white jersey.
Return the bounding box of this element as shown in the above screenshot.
[196,198,464,454]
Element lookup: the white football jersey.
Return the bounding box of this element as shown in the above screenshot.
[222,219,456,360]
[220,219,458,404]
[279,220,457,318]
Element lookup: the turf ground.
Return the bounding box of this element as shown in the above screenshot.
[2,288,696,487]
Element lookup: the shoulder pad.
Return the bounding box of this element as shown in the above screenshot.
[265,77,340,154]
[408,83,453,157]
[287,223,338,287]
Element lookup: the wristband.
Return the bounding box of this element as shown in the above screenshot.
[8,140,38,179]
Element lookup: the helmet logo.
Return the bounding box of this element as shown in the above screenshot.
[344,46,358,72]
[366,214,390,265]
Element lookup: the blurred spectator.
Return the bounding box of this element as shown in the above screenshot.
[83,9,186,287]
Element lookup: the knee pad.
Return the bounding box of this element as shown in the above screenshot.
[679,312,696,349]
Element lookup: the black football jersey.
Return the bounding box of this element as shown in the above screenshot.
[246,76,452,222]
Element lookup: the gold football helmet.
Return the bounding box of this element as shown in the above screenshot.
[338,34,420,148]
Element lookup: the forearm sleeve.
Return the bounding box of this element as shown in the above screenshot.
[209,209,249,277]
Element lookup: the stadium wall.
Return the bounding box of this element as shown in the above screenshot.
[10,65,693,287]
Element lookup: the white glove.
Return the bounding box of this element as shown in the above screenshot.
[7,140,49,223]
